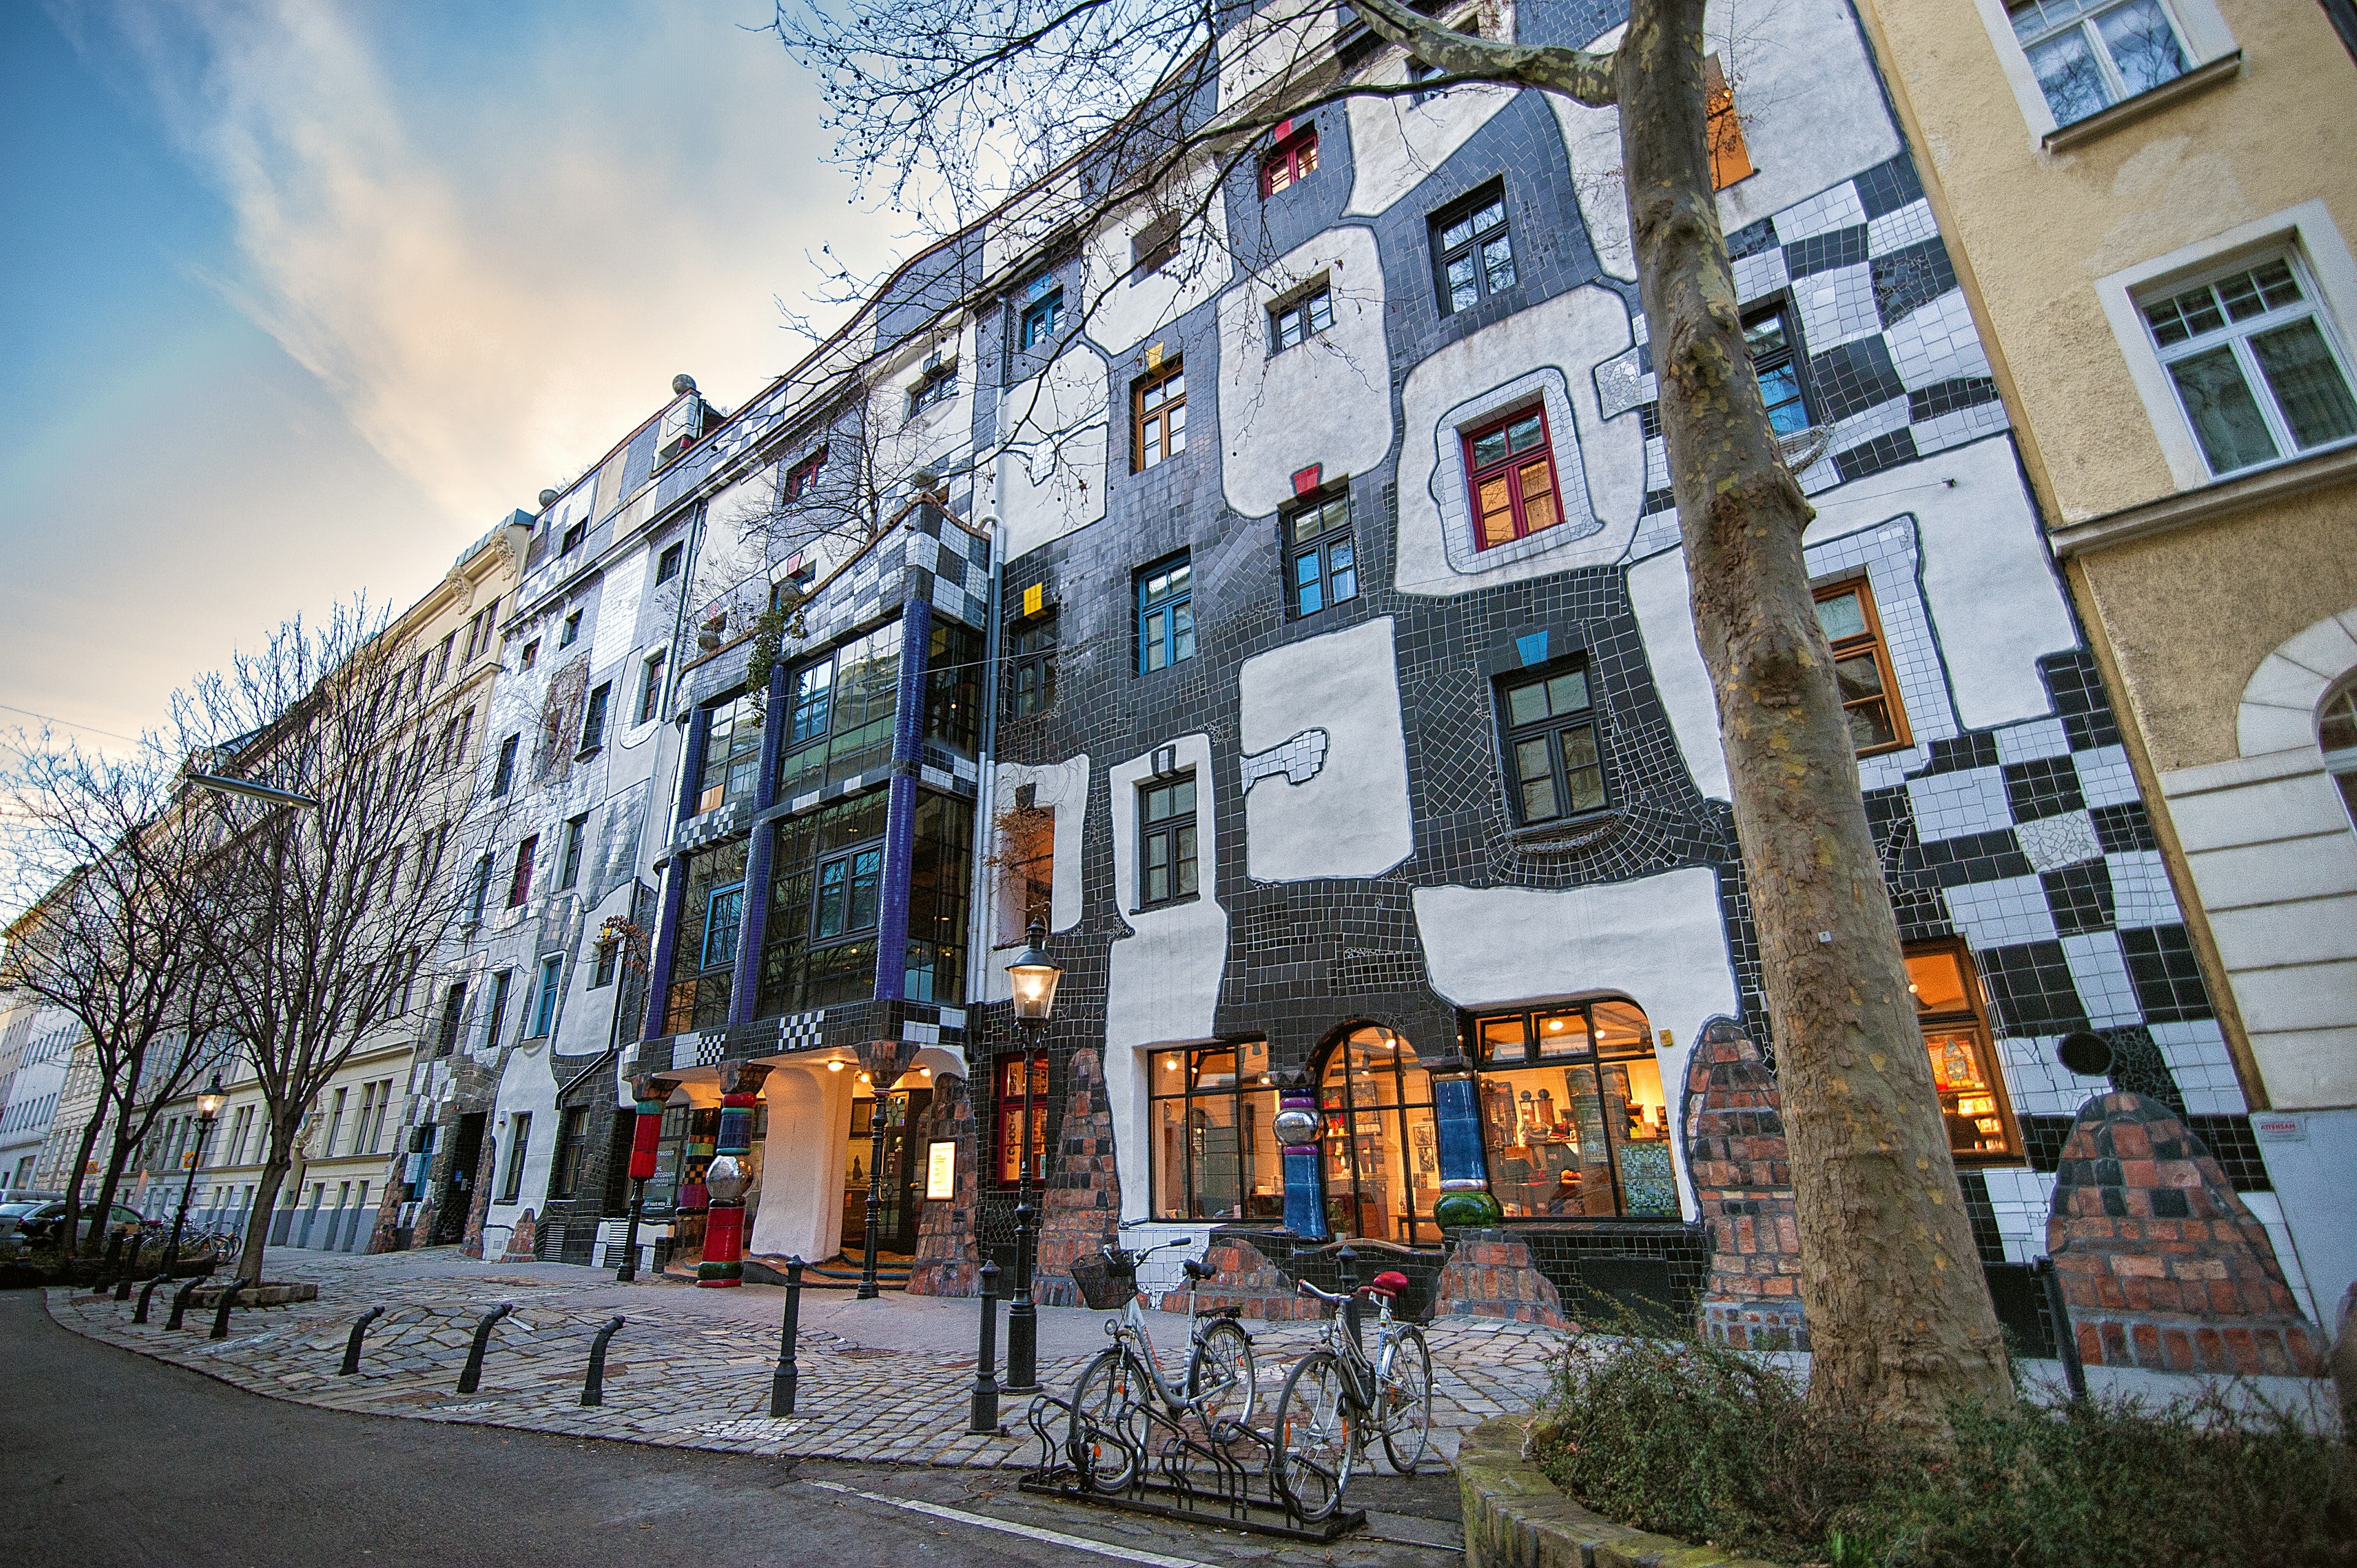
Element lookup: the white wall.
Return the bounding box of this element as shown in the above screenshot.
[999,352,1112,560]
[748,1059,857,1263]
[1236,615,1414,880]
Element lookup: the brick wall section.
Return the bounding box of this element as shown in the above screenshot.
[501,1208,538,1263]
[1433,1231,1573,1327]
[1031,1048,1121,1308]
[2049,1091,2320,1377]
[1682,1019,1810,1350]
[460,1135,496,1261]
[1156,1233,1321,1319]
[906,1073,980,1297]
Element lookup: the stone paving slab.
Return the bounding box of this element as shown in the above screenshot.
[47,1247,1565,1477]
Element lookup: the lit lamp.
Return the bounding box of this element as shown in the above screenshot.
[164,1073,227,1273]
[1002,921,1062,1392]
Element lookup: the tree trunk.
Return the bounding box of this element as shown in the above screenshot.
[84,1137,134,1253]
[1619,0,2010,1430]
[238,1145,295,1284]
[57,1112,106,1261]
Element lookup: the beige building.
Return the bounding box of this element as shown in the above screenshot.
[1858,0,2357,1318]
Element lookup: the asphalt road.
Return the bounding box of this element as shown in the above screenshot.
[0,1292,1462,1567]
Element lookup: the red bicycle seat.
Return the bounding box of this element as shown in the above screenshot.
[1368,1270,1409,1299]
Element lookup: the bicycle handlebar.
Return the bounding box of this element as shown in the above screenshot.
[1296,1280,1358,1304]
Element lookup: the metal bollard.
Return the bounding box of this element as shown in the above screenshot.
[456,1303,514,1395]
[165,1276,204,1331]
[114,1237,145,1298]
[581,1316,625,1407]
[209,1278,247,1340]
[339,1306,386,1375]
[2037,1257,2088,1402]
[134,1274,173,1324]
[969,1260,1002,1435]
[95,1230,125,1291]
[770,1257,805,1418]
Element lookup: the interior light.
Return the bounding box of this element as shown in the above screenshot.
[827,1059,846,1072]
[1546,1018,1565,1032]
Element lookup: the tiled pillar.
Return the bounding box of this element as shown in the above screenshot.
[872,599,933,1003]
[643,703,713,1041]
[1428,1056,1504,1229]
[727,657,792,1025]
[1277,1074,1329,1241]
[699,1062,770,1286]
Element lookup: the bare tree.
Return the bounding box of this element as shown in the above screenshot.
[0,736,227,1258]
[173,606,476,1284]
[772,0,2010,1431]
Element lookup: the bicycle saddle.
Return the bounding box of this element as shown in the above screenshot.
[1367,1270,1410,1299]
[1182,1257,1215,1281]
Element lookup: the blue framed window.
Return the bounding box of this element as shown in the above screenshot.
[1020,276,1063,349]
[1137,555,1194,674]
[532,956,563,1037]
[788,660,835,749]
[813,847,882,940]
[1287,493,1356,618]
[702,884,745,970]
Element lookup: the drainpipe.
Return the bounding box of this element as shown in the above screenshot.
[963,473,1008,1018]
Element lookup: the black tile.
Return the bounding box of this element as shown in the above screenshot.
[2061,709,2122,751]
[2003,755,2084,823]
[2021,1113,2075,1172]
[2119,925,2214,1024]
[2041,862,2115,938]
[2100,1025,2182,1113]
[1956,1167,2008,1266]
[1908,376,2000,422]
[1870,236,1959,326]
[1638,401,1661,439]
[1809,336,1907,423]
[1854,153,1925,220]
[1977,940,2091,1035]
[1908,827,2032,888]
[2090,801,2158,855]
[2185,1114,2272,1192]
[1835,428,1918,480]
[1920,731,2000,776]
[1784,224,1870,279]
[1641,487,1677,517]
[1726,217,1778,260]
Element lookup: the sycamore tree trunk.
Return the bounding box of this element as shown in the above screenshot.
[57,1113,106,1261]
[236,1133,298,1284]
[83,1137,134,1253]
[1617,0,2010,1427]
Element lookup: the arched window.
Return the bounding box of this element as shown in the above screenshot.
[1318,1028,1440,1246]
[2321,681,2357,828]
[1467,998,1678,1219]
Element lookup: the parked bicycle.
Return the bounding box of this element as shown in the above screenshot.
[1064,1240,1258,1491]
[1268,1269,1434,1520]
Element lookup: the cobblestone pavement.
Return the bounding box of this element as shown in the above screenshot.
[46,1247,1561,1483]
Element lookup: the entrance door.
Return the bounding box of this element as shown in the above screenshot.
[840,1086,934,1256]
[432,1113,485,1245]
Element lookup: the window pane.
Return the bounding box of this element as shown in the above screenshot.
[1516,738,1560,821]
[1173,776,1195,816]
[1481,1062,1613,1217]
[1816,589,1868,642]
[1506,678,1550,728]
[815,860,846,937]
[1474,199,1506,233]
[1906,949,1971,1014]
[1295,550,1323,616]
[1759,365,1809,433]
[1172,600,1195,662]
[1329,540,1357,602]
[1534,1009,1591,1057]
[2170,346,2280,472]
[1833,649,1887,702]
[1276,308,1301,350]
[1562,725,1606,810]
[1482,234,1517,293]
[1477,475,1517,546]
[1175,824,1198,894]
[2096,0,2186,96]
[1308,292,1333,333]
[2027,26,2111,125]
[1145,608,1167,670]
[1604,1056,1678,1216]
[2250,320,2357,450]
[1479,1014,1529,1064]
[1506,414,1544,452]
[1441,215,1473,250]
[849,846,881,930]
[1929,1029,2013,1156]
[1845,700,1899,751]
[2252,260,2304,311]
[1447,256,1478,313]
[1189,1092,1244,1217]
[1589,1001,1651,1053]
[1744,313,1789,355]
[1471,428,1509,468]
[1516,458,1558,532]
[2320,690,2357,754]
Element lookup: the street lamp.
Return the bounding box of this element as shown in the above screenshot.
[1002,921,1062,1392]
[164,1073,226,1272]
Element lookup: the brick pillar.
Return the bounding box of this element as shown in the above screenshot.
[905,1073,980,1296]
[1433,1231,1572,1326]
[1032,1047,1121,1307]
[501,1208,538,1262]
[2049,1091,2321,1376]
[1682,1019,1808,1350]
[1156,1234,1321,1319]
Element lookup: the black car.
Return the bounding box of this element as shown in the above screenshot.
[0,1199,147,1253]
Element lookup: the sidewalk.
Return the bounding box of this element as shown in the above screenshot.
[45,1246,1562,1470]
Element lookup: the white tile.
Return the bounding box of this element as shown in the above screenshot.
[1884,290,1991,389]
[2018,810,2103,873]
[2105,849,2179,927]
[1906,767,2013,841]
[1910,400,2009,454]
[2237,1190,2320,1325]
[1995,719,2070,764]
[1794,261,1881,352]
[1773,182,1869,244]
[1946,874,2060,946]
[1732,246,1789,303]
[2072,746,2142,810]
[2061,930,2145,1027]
[1866,198,1940,255]
[1832,395,1913,450]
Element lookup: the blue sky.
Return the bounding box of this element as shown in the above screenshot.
[1,0,894,754]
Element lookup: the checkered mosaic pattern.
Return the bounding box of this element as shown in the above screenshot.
[1594,153,2007,547]
[793,508,992,650]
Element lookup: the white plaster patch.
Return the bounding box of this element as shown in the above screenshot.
[987,755,1092,962]
[1546,70,1633,282]
[1709,0,1902,236]
[1216,226,1392,517]
[1346,81,1517,220]
[1084,176,1231,358]
[1236,616,1412,881]
[1626,549,1730,801]
[590,547,646,681]
[1395,287,1642,597]
[999,350,1111,560]
[748,1059,856,1263]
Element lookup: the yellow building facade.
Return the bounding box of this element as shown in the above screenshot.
[1857,0,2357,1319]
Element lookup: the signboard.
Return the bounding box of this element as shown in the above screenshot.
[2251,1113,2307,1143]
[180,1152,198,1171]
[924,1140,958,1201]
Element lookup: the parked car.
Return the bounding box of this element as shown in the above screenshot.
[0,1199,147,1255]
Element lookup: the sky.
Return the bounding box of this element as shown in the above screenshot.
[0,0,898,759]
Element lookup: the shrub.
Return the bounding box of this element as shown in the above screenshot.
[1533,1328,2355,1567]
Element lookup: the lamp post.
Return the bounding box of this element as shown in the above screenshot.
[1002,921,1062,1393]
[164,1075,226,1272]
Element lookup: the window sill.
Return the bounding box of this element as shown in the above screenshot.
[2042,51,2242,152]
[2049,439,2357,557]
[575,744,604,761]
[1133,893,1202,916]
[1505,810,1624,852]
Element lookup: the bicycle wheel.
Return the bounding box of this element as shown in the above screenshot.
[1377,1325,1434,1474]
[1269,1350,1357,1521]
[1067,1346,1148,1492]
[1184,1318,1257,1433]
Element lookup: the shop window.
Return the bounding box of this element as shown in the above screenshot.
[1008,610,1058,717]
[1431,182,1515,315]
[1463,405,1560,548]
[1745,304,1815,437]
[1138,774,1198,908]
[1469,998,1676,1219]
[1134,361,1186,470]
[1318,1028,1440,1245]
[994,1053,1050,1186]
[2008,0,2191,129]
[2321,681,2357,828]
[1496,659,1605,825]
[1286,492,1357,618]
[1151,1042,1283,1221]
[2138,256,2357,477]
[1705,55,1753,189]
[1813,577,1911,755]
[1906,940,2022,1162]
[1261,125,1319,196]
[695,692,765,816]
[1136,555,1194,673]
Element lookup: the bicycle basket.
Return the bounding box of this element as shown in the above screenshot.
[1070,1249,1139,1311]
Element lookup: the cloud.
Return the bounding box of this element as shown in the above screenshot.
[65,0,897,521]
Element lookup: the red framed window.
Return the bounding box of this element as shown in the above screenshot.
[1261,126,1318,196]
[1463,406,1562,549]
[994,1053,1049,1186]
[784,446,827,501]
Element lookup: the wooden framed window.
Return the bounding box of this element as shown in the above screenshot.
[1272,286,1333,351]
[1906,939,2022,1162]
[1286,492,1357,617]
[1705,55,1753,190]
[533,954,564,1036]
[783,447,827,501]
[1497,660,1605,824]
[508,835,538,908]
[1133,361,1186,469]
[1463,405,1562,549]
[636,651,665,725]
[1007,611,1058,716]
[1812,577,1911,755]
[994,1053,1049,1186]
[1138,774,1198,907]
[1150,1042,1283,1222]
[1261,125,1318,196]
[557,813,587,890]
[1431,183,1515,314]
[1136,555,1194,673]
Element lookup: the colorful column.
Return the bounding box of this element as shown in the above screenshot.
[1428,1057,1504,1230]
[1273,1073,1329,1241]
[697,1063,769,1286]
[872,599,932,1002]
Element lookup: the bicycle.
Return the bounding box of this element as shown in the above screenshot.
[1064,1240,1259,1492]
[1268,1269,1435,1520]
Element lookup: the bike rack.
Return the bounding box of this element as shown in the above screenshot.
[1018,1392,1366,1544]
